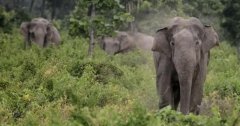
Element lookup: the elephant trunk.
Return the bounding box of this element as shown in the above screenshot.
[173,49,197,114]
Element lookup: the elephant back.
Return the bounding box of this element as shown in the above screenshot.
[131,32,154,51]
[32,18,50,24]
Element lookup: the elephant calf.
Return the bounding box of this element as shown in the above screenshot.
[152,17,219,115]
[20,17,61,48]
[99,31,154,55]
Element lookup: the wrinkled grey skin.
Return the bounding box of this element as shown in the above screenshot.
[20,18,61,48]
[152,17,219,115]
[99,31,154,55]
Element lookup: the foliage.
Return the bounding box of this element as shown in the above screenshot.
[69,0,134,37]
[1,0,240,125]
[69,61,123,84]
[1,29,240,125]
[12,8,31,25]
[222,0,240,45]
[0,6,15,33]
[0,6,31,34]
[182,0,224,17]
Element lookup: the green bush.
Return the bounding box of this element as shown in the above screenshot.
[0,6,15,33]
[69,61,123,84]
[1,30,240,125]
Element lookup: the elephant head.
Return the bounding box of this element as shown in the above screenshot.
[100,31,134,55]
[152,17,219,114]
[20,18,61,48]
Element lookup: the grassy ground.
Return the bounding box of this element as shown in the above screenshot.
[0,30,240,125]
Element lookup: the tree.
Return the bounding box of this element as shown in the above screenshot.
[41,0,46,17]
[50,0,57,19]
[222,0,240,45]
[183,0,224,18]
[29,0,35,13]
[69,0,133,57]
[88,3,95,56]
[122,0,135,32]
[46,0,63,19]
[0,6,15,33]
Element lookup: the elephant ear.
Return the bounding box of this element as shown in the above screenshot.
[47,23,61,45]
[20,22,30,36]
[47,23,54,39]
[202,25,219,54]
[118,34,131,51]
[20,22,32,48]
[152,27,171,57]
[42,23,53,47]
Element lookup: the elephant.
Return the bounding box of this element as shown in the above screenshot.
[20,17,61,48]
[152,17,219,115]
[99,31,154,55]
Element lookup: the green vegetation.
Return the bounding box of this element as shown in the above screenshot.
[1,0,240,125]
[69,0,133,37]
[0,6,15,33]
[222,0,240,44]
[0,30,240,125]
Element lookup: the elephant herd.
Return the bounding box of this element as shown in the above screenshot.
[20,17,219,115]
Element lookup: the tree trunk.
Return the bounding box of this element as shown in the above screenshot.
[88,3,95,57]
[126,1,134,32]
[29,0,35,13]
[13,0,16,9]
[136,0,140,13]
[41,0,45,17]
[51,0,57,20]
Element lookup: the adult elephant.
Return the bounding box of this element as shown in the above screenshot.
[152,17,219,115]
[99,31,154,55]
[20,18,61,48]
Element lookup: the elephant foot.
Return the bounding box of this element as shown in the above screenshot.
[159,101,169,109]
[190,105,200,115]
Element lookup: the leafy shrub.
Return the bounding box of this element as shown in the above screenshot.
[69,61,123,84]
[0,80,10,90]
[19,61,36,82]
[1,30,240,125]
[12,9,31,25]
[0,6,15,33]
[69,0,133,37]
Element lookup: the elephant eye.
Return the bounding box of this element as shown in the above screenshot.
[196,40,201,45]
[114,43,119,47]
[170,41,175,46]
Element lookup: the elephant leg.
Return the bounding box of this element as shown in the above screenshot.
[190,53,208,114]
[156,54,173,109]
[43,35,48,47]
[27,39,31,48]
[158,73,172,109]
[24,32,31,49]
[27,36,31,47]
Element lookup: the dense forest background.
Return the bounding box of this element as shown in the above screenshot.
[0,0,238,40]
[1,0,240,125]
[1,0,240,43]
[2,0,240,53]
